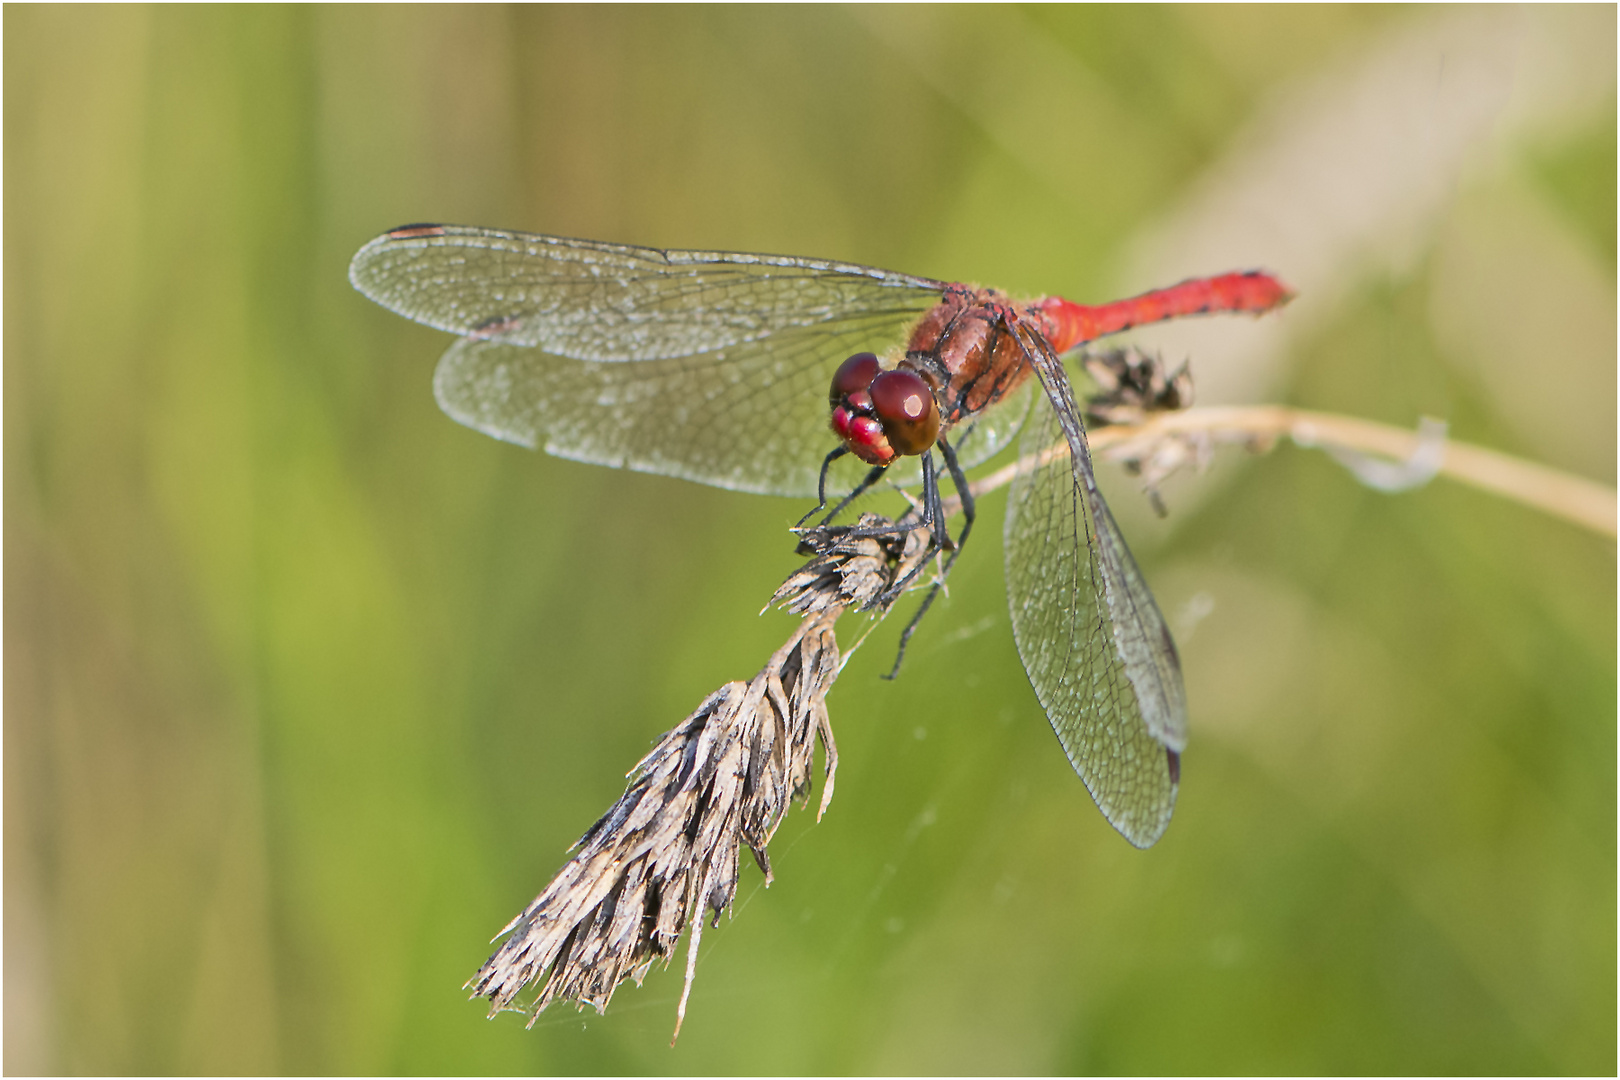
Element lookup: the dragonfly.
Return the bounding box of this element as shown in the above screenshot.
[350,224,1291,848]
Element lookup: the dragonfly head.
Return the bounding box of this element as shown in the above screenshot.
[828,352,941,467]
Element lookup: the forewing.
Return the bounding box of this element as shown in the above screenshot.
[1003,322,1187,848]
[349,224,945,361]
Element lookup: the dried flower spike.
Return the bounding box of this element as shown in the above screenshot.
[468,515,931,1040]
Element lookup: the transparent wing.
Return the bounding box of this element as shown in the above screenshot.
[353,224,1030,497]
[1003,321,1186,848]
[349,224,946,361]
[432,323,1035,499]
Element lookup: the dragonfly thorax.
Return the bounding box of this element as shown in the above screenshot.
[904,285,1040,428]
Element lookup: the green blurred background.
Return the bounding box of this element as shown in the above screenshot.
[6,5,1614,1074]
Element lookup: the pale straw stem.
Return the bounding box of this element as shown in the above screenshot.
[956,405,1617,539]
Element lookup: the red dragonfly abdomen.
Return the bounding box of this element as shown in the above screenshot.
[1037,271,1293,355]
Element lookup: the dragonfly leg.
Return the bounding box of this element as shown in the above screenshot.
[940,435,976,549]
[794,446,852,531]
[889,448,947,579]
[794,442,960,619]
[793,461,892,556]
[884,436,974,680]
[814,463,888,531]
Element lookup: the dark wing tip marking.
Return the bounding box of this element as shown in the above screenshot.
[386,223,448,239]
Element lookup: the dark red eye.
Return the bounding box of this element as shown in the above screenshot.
[830,352,881,406]
[869,369,940,456]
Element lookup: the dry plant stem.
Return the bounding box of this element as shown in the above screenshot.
[956,405,1617,539]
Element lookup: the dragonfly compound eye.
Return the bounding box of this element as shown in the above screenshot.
[829,352,882,407]
[830,352,895,466]
[869,368,940,456]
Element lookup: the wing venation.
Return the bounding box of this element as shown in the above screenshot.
[1003,322,1185,848]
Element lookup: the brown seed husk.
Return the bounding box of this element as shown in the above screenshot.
[466,515,931,1040]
